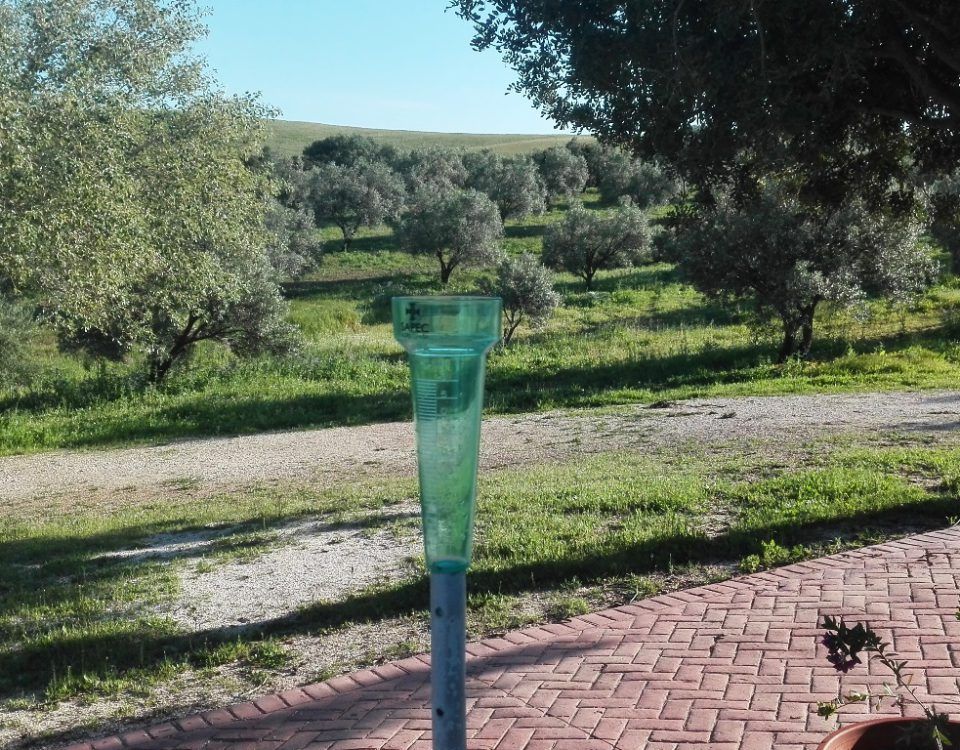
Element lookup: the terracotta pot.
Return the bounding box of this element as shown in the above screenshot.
[818,717,960,750]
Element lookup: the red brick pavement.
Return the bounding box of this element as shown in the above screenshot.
[64,528,960,750]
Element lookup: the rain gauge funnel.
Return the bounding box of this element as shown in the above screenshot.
[393,296,501,750]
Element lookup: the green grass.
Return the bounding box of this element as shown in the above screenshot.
[4,437,959,709]
[3,191,960,456]
[265,119,581,159]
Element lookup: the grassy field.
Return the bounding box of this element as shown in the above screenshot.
[265,119,580,158]
[3,430,959,746]
[2,191,960,457]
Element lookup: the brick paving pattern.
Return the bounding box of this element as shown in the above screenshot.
[66,528,960,749]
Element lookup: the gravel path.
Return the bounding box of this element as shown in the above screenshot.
[2,390,960,502]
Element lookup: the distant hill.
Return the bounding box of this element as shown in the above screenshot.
[265,120,587,158]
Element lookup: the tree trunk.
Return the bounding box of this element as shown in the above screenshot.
[149,315,198,384]
[797,303,819,358]
[439,253,454,284]
[149,355,176,384]
[502,312,522,346]
[584,270,595,291]
[777,322,799,364]
[339,223,354,250]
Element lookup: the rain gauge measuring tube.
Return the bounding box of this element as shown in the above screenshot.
[393,297,502,750]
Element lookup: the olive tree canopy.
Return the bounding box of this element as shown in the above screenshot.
[396,187,503,283]
[662,184,938,362]
[456,1,960,199]
[542,202,651,290]
[0,0,296,381]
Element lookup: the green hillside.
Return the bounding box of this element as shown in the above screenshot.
[265,120,583,158]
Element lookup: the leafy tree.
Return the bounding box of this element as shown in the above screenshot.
[487,254,559,345]
[390,147,467,193]
[597,151,678,208]
[662,184,937,362]
[566,139,604,189]
[542,202,651,290]
[463,150,546,219]
[264,201,321,279]
[455,1,960,200]
[307,160,406,249]
[257,151,320,278]
[0,0,296,383]
[534,146,589,202]
[302,134,385,168]
[396,188,502,283]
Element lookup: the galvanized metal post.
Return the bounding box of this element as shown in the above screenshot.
[430,570,467,750]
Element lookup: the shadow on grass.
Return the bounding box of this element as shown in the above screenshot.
[283,273,439,301]
[3,493,955,701]
[3,315,957,452]
[554,265,684,296]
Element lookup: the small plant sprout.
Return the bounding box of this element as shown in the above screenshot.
[818,615,954,749]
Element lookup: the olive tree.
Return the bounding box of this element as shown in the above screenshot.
[264,201,321,279]
[302,134,385,168]
[488,254,559,345]
[542,202,651,290]
[396,188,503,283]
[464,150,546,219]
[0,0,297,383]
[566,139,604,189]
[597,150,678,208]
[663,184,937,362]
[307,160,406,249]
[456,1,960,203]
[390,147,467,193]
[534,146,589,202]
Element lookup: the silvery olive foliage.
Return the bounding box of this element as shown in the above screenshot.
[463,150,546,220]
[565,139,604,189]
[395,187,503,283]
[307,160,406,249]
[597,150,678,208]
[488,254,560,345]
[534,146,589,202]
[542,201,652,290]
[390,147,468,193]
[0,0,297,383]
[260,152,321,279]
[263,201,322,280]
[663,183,937,362]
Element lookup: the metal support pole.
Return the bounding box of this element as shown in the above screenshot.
[430,570,467,750]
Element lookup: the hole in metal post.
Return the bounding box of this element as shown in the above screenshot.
[435,607,443,617]
[436,708,444,717]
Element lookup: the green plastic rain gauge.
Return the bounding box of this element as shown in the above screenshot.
[393,296,502,750]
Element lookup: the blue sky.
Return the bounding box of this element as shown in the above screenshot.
[196,1,562,134]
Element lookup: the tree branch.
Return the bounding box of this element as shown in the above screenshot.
[889,0,960,75]
[878,25,960,117]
